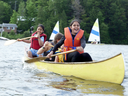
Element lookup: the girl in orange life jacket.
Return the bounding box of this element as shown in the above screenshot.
[47,19,92,62]
[17,24,47,58]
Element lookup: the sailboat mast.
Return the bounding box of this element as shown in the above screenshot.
[98,18,100,44]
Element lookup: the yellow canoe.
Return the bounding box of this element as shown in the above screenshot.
[24,53,125,84]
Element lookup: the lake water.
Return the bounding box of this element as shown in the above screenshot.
[0,40,128,96]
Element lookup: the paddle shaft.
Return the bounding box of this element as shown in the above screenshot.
[4,36,36,46]
[50,49,77,57]
[18,36,35,41]
[25,49,77,63]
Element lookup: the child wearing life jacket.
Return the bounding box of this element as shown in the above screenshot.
[37,33,63,61]
[54,44,64,62]
[18,24,47,58]
[47,19,92,62]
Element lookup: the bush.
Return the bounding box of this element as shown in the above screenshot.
[10,30,15,35]
[23,31,31,37]
[2,30,31,39]
[2,32,9,38]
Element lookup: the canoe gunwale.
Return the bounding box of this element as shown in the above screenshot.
[37,53,122,65]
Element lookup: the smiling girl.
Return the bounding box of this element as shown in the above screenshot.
[18,24,47,58]
[47,19,92,62]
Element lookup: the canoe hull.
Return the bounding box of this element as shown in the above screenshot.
[24,53,125,84]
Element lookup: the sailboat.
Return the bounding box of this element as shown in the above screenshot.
[49,21,59,41]
[88,18,100,44]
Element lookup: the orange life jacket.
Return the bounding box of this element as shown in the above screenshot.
[30,31,47,50]
[64,27,84,60]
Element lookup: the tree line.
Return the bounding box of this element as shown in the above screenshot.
[0,0,128,44]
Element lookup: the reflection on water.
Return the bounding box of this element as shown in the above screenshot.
[35,73,124,96]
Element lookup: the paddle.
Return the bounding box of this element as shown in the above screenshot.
[4,36,35,46]
[25,49,77,63]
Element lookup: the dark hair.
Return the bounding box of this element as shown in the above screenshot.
[53,33,63,44]
[38,24,44,31]
[70,19,80,26]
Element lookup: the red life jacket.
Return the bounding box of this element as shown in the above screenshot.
[64,27,84,60]
[30,31,47,50]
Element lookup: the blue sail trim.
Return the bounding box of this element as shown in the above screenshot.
[52,30,58,34]
[91,30,99,36]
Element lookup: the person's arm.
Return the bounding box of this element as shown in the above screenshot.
[54,56,59,62]
[81,35,86,48]
[47,36,65,58]
[36,32,44,46]
[38,36,44,46]
[17,38,31,43]
[37,41,51,55]
[76,35,86,52]
[22,39,31,43]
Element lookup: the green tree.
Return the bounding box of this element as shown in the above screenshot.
[35,6,49,25]
[18,1,26,16]
[59,10,68,34]
[17,1,28,32]
[25,0,37,32]
[23,30,31,37]
[0,1,12,23]
[121,0,128,44]
[44,20,52,40]
[10,10,17,24]
[36,0,48,7]
[26,0,37,20]
[108,1,127,44]
[2,0,23,11]
[100,22,111,44]
[71,0,85,20]
[48,0,73,20]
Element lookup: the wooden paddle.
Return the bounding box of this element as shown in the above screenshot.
[25,49,77,63]
[4,36,35,46]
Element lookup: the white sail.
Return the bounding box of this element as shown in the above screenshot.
[88,18,100,43]
[49,21,59,40]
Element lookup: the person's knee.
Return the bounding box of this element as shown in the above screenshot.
[71,52,81,62]
[28,51,32,58]
[74,51,80,55]
[44,41,49,46]
[84,53,92,61]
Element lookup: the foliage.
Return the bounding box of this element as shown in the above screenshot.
[10,10,17,24]
[18,1,26,16]
[2,30,30,39]
[1,0,128,44]
[2,32,9,38]
[0,1,12,23]
[23,30,31,37]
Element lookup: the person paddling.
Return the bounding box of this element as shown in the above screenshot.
[17,24,47,58]
[47,19,92,62]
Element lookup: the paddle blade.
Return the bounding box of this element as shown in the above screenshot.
[25,56,48,63]
[4,40,17,46]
